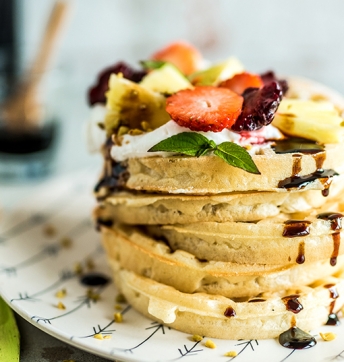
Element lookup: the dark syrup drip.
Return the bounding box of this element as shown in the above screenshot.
[95,218,113,231]
[94,138,129,199]
[279,326,317,349]
[273,138,324,155]
[282,295,303,314]
[313,152,326,170]
[326,313,340,326]
[324,283,341,326]
[296,241,305,264]
[80,273,110,286]
[224,307,236,317]
[248,298,266,303]
[283,220,311,238]
[278,169,338,191]
[316,212,343,231]
[330,232,340,266]
[292,154,302,176]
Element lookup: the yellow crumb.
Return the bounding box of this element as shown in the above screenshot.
[94,333,104,340]
[244,144,252,150]
[204,339,216,349]
[320,332,336,341]
[115,304,123,310]
[191,334,203,342]
[224,351,237,357]
[43,224,56,237]
[55,289,67,299]
[56,301,66,310]
[74,262,83,275]
[86,258,95,270]
[114,312,123,323]
[103,335,112,340]
[115,294,127,304]
[87,289,100,301]
[60,237,72,248]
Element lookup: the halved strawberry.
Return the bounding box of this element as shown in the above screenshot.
[151,41,202,75]
[166,86,244,132]
[219,72,263,95]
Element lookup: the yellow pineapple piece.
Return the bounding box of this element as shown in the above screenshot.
[188,57,244,86]
[273,98,344,143]
[105,74,171,136]
[140,63,192,94]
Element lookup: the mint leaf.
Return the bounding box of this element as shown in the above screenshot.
[214,142,260,174]
[148,132,214,156]
[148,132,260,174]
[140,60,166,70]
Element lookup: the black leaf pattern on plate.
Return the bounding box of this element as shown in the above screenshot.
[71,305,131,340]
[31,284,108,324]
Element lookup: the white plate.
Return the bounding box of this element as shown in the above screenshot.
[0,170,344,362]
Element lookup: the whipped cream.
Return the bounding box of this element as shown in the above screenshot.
[110,120,284,162]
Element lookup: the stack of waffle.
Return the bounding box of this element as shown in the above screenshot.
[93,71,344,340]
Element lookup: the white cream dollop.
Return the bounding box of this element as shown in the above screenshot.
[110,120,284,162]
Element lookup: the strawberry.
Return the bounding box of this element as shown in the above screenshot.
[219,72,263,95]
[151,41,202,75]
[166,86,244,132]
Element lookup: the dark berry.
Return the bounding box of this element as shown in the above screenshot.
[88,61,147,105]
[231,81,283,132]
[260,70,288,94]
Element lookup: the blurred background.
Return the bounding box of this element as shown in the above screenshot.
[1,0,344,196]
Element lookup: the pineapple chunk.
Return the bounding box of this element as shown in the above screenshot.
[188,57,244,86]
[105,74,170,135]
[273,98,344,144]
[140,63,192,94]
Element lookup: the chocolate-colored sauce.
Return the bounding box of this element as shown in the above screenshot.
[324,283,341,326]
[80,273,110,286]
[224,307,236,317]
[282,295,303,314]
[313,152,326,170]
[283,220,311,238]
[273,138,324,155]
[316,212,343,231]
[296,241,305,264]
[279,326,317,349]
[292,154,302,176]
[94,138,129,199]
[330,232,340,266]
[95,218,113,231]
[278,169,338,191]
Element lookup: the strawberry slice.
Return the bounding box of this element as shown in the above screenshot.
[166,86,244,132]
[151,41,202,75]
[219,72,263,95]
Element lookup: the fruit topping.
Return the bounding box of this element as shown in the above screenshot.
[188,57,244,86]
[219,72,264,95]
[88,61,146,105]
[261,70,288,95]
[140,63,193,94]
[231,81,283,132]
[151,41,202,75]
[166,86,243,132]
[105,74,170,136]
[273,98,344,143]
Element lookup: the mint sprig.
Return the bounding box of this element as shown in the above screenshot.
[148,132,260,174]
[140,60,167,70]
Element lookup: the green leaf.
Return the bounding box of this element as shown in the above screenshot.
[214,142,261,174]
[140,60,167,70]
[148,132,214,156]
[0,297,20,362]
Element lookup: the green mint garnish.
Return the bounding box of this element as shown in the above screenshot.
[140,60,167,70]
[148,132,260,174]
